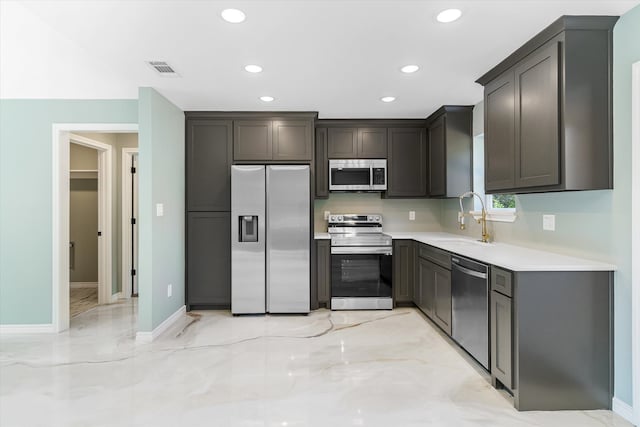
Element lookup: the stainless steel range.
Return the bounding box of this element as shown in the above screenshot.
[328,214,393,310]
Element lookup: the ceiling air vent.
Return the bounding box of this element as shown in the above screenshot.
[146,61,180,77]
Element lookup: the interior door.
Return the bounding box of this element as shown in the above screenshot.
[132,153,139,296]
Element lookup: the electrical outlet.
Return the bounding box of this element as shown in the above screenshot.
[167,283,172,298]
[324,211,330,220]
[409,211,415,221]
[543,214,555,231]
[156,203,164,217]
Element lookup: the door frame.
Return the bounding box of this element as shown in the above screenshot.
[69,133,113,308]
[632,60,640,425]
[52,123,138,333]
[121,148,138,299]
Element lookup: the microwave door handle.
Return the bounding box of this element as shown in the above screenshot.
[370,166,374,186]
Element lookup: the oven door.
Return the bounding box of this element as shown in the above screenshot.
[330,247,392,298]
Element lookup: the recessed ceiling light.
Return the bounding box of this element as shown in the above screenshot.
[437,8,462,23]
[381,96,396,103]
[260,96,275,102]
[221,9,246,23]
[244,64,263,73]
[401,65,420,74]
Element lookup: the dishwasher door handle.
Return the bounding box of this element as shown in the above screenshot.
[452,262,487,279]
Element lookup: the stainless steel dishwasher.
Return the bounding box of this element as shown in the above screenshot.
[451,255,489,369]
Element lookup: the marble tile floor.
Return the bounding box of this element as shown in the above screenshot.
[0,299,631,427]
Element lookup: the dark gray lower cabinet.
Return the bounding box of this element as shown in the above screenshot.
[393,240,414,305]
[417,256,452,336]
[415,245,452,336]
[187,212,231,309]
[491,290,513,390]
[490,270,612,411]
[315,239,331,307]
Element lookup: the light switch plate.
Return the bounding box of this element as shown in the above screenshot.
[543,214,555,231]
[167,284,172,298]
[324,211,330,220]
[409,211,415,221]
[156,203,164,217]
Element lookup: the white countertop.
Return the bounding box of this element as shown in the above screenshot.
[314,232,331,239]
[315,231,616,272]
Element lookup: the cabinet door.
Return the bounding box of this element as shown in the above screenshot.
[358,128,388,158]
[387,128,427,197]
[514,41,560,188]
[491,290,513,389]
[187,120,232,212]
[417,257,435,318]
[233,120,273,160]
[273,120,313,161]
[187,212,231,307]
[316,240,331,305]
[432,264,452,335]
[484,71,516,192]
[428,116,446,197]
[315,128,329,198]
[327,128,358,158]
[393,240,414,304]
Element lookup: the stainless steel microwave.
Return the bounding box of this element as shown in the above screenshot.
[329,159,387,192]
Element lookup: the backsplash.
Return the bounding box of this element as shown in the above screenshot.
[314,193,442,232]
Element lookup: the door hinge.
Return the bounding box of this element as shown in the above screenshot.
[131,269,136,276]
[131,166,136,174]
[131,218,136,225]
[97,231,102,237]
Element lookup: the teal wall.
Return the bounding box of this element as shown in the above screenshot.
[137,88,185,332]
[441,5,640,405]
[0,100,137,324]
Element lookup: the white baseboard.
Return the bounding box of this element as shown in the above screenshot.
[612,397,634,424]
[111,292,122,302]
[136,305,186,344]
[0,324,55,334]
[70,282,98,289]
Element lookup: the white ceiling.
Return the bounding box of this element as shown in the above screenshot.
[1,0,638,118]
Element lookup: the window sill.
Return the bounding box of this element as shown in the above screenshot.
[469,210,517,223]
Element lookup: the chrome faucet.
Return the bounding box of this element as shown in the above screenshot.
[458,191,490,243]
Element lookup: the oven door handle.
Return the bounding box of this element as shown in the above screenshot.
[331,246,392,255]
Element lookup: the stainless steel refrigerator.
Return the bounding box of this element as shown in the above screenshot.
[231,165,310,314]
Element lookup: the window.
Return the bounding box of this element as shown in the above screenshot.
[472,134,517,222]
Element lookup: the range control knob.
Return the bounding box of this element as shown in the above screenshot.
[375,215,381,222]
[338,215,343,222]
[367,215,374,222]
[329,215,337,222]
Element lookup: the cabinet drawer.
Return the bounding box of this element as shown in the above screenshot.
[491,266,513,297]
[418,244,451,270]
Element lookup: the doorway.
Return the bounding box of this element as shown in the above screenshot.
[52,123,138,333]
[632,60,640,426]
[69,140,101,317]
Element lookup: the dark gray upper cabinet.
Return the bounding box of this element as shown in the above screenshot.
[186,119,232,212]
[273,120,313,161]
[327,127,358,158]
[393,240,414,304]
[425,106,473,199]
[327,126,388,159]
[187,212,231,308]
[233,120,273,161]
[514,42,560,188]
[386,127,427,198]
[484,72,516,191]
[230,113,316,162]
[315,128,329,199]
[477,16,617,194]
[358,128,388,158]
